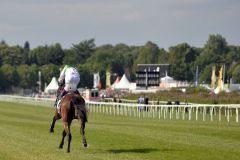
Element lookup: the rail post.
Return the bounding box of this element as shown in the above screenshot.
[236,107,238,123]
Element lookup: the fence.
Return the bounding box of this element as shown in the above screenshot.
[0,95,54,107]
[0,95,239,123]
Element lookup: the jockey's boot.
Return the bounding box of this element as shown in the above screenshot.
[54,97,58,108]
[54,87,63,108]
[56,89,67,110]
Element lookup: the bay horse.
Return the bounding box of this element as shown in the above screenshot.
[50,93,88,152]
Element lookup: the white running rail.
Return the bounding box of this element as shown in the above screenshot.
[0,95,239,123]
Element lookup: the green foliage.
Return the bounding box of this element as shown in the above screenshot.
[63,39,95,65]
[40,64,60,86]
[16,64,39,89]
[76,64,93,88]
[232,64,240,83]
[196,34,229,82]
[0,64,19,90]
[28,44,64,65]
[168,43,199,81]
[0,44,24,66]
[133,41,159,71]
[0,34,240,91]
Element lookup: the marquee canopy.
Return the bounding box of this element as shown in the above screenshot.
[114,74,131,90]
[44,77,59,93]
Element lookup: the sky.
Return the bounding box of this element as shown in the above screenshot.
[0,0,240,49]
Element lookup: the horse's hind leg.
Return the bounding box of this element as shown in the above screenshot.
[61,121,72,153]
[67,121,72,152]
[50,110,60,133]
[67,126,72,153]
[79,120,87,148]
[59,129,66,149]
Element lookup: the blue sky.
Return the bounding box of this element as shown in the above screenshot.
[0,0,240,49]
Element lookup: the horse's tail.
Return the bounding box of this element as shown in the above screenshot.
[72,95,88,123]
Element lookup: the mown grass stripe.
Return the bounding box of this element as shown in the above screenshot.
[0,101,240,160]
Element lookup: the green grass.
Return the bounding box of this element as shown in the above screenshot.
[0,101,240,160]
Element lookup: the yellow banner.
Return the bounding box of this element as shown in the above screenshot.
[218,66,223,92]
[106,71,111,88]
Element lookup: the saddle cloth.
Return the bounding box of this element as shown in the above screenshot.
[56,93,73,114]
[56,98,63,114]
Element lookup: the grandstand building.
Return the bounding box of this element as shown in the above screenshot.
[136,64,170,89]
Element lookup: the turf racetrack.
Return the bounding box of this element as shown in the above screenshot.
[0,101,240,160]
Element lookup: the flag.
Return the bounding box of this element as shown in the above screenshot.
[93,72,100,89]
[218,66,223,92]
[211,65,216,90]
[106,71,111,88]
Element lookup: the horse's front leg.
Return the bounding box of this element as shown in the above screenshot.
[50,110,60,133]
[79,120,87,148]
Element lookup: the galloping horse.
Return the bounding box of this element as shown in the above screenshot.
[50,93,88,152]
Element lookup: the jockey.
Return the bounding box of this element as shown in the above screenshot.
[54,65,80,107]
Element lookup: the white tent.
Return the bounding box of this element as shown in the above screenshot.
[159,75,176,89]
[161,75,174,83]
[114,74,131,90]
[111,76,120,89]
[44,77,59,93]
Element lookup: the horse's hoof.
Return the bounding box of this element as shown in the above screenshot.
[83,143,88,148]
[49,129,54,133]
[59,145,63,149]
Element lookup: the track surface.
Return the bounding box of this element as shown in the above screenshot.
[0,101,240,160]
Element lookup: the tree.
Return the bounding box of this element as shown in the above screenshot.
[76,64,93,88]
[133,41,159,73]
[134,41,159,64]
[16,64,39,89]
[158,48,169,64]
[64,39,95,65]
[231,64,240,83]
[168,43,199,81]
[0,44,24,66]
[197,34,228,69]
[48,43,64,65]
[198,64,213,84]
[24,41,30,64]
[29,46,48,65]
[86,44,114,72]
[0,64,19,90]
[40,64,60,87]
[29,44,64,65]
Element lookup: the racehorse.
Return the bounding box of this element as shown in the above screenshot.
[50,93,88,152]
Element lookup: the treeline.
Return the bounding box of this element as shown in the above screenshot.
[0,34,240,93]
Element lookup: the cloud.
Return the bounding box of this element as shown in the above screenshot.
[0,0,240,48]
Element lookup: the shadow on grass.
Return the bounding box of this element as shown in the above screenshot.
[107,148,159,154]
